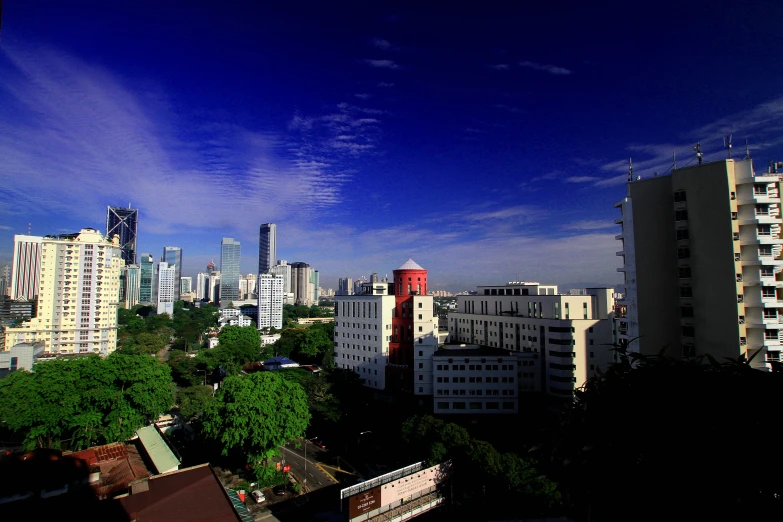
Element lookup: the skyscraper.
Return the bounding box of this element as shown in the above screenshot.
[180,276,192,295]
[290,262,311,306]
[125,265,141,308]
[139,253,155,304]
[196,272,209,300]
[338,277,353,296]
[11,235,42,300]
[257,273,284,330]
[162,246,182,300]
[157,262,176,316]
[271,260,292,293]
[106,206,138,265]
[0,264,10,297]
[5,229,124,355]
[220,238,241,307]
[258,223,277,274]
[615,158,782,370]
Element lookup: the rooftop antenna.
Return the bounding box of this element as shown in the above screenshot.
[128,202,132,209]
[745,139,751,160]
[694,142,703,165]
[724,135,732,159]
[673,150,677,169]
[628,158,633,183]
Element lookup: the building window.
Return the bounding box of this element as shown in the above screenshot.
[676,228,689,241]
[682,325,695,337]
[680,286,693,298]
[677,247,690,259]
[681,306,694,318]
[673,190,687,202]
[674,209,688,221]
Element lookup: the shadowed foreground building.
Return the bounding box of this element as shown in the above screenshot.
[615,158,783,370]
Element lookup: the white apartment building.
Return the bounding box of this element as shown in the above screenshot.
[157,262,176,316]
[196,272,209,300]
[271,261,292,293]
[5,229,124,356]
[239,274,257,300]
[615,158,783,370]
[449,283,615,398]
[257,273,284,330]
[208,272,221,304]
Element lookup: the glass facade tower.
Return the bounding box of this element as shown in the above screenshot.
[106,206,138,265]
[163,246,182,300]
[220,238,241,306]
[258,223,276,274]
[139,253,155,303]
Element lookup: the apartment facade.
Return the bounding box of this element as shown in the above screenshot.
[162,247,182,301]
[257,273,284,330]
[615,158,783,370]
[5,229,124,356]
[448,283,615,397]
[11,234,42,301]
[124,265,141,309]
[157,262,176,316]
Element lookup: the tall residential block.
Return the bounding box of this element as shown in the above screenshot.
[0,264,11,297]
[180,276,192,295]
[139,253,155,304]
[449,283,615,398]
[615,158,783,371]
[11,235,42,300]
[271,260,292,294]
[258,223,277,274]
[257,273,284,330]
[219,238,241,307]
[157,262,176,316]
[125,265,141,308]
[106,205,138,265]
[162,246,182,301]
[5,229,124,355]
[196,272,209,300]
[290,262,312,306]
[338,277,353,296]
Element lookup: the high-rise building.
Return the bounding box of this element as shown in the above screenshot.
[106,205,138,265]
[270,260,291,294]
[139,253,155,304]
[157,262,176,316]
[257,273,284,330]
[258,223,277,274]
[180,276,192,295]
[371,272,379,283]
[219,238,241,307]
[334,259,439,393]
[0,264,11,297]
[239,274,257,300]
[615,158,783,371]
[162,247,182,301]
[290,262,312,306]
[338,277,353,296]
[125,265,141,308]
[209,272,221,303]
[5,229,124,355]
[311,270,320,303]
[11,235,42,300]
[196,272,209,300]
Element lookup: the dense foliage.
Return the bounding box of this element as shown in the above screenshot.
[402,415,561,517]
[0,354,174,450]
[272,322,334,366]
[201,372,310,463]
[544,348,783,521]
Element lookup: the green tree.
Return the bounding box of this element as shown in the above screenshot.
[197,339,261,375]
[176,385,214,418]
[135,332,167,355]
[218,325,260,347]
[201,372,310,463]
[168,350,203,387]
[0,354,174,450]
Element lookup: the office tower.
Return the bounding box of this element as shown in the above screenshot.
[196,273,209,300]
[258,223,277,274]
[219,238,241,307]
[210,273,221,303]
[125,265,141,308]
[449,282,615,399]
[338,277,353,296]
[334,259,439,393]
[615,158,783,370]
[311,270,320,303]
[180,276,192,295]
[139,253,155,304]
[290,262,312,306]
[271,260,291,294]
[5,229,124,355]
[162,247,182,300]
[257,273,284,330]
[106,205,138,265]
[157,262,176,316]
[11,235,42,300]
[0,264,11,297]
[239,274,257,300]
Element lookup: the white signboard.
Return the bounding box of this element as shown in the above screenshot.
[379,463,444,505]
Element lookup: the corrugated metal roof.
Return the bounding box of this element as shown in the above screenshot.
[136,425,180,474]
[226,489,255,522]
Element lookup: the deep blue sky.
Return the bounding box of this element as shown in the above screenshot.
[2,1,783,291]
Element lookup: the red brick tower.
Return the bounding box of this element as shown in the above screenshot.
[387,259,428,393]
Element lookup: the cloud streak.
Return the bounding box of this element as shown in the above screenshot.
[518,61,572,75]
[363,59,399,69]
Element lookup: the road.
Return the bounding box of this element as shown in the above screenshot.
[278,441,335,492]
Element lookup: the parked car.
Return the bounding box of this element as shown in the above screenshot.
[251,490,266,503]
[273,484,286,496]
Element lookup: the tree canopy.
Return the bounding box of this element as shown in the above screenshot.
[0,354,174,450]
[201,372,310,462]
[218,325,261,347]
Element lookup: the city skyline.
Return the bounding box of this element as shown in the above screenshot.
[3,3,783,291]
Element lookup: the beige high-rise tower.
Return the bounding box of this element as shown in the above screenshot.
[615,158,783,370]
[5,229,124,356]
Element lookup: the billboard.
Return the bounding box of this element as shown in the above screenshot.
[349,486,381,518]
[379,463,444,505]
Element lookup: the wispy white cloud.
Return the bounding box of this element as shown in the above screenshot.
[354,93,372,100]
[489,64,509,71]
[371,38,392,50]
[0,225,13,231]
[566,176,601,183]
[363,59,399,69]
[562,220,616,231]
[377,82,395,88]
[518,61,572,75]
[494,104,522,114]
